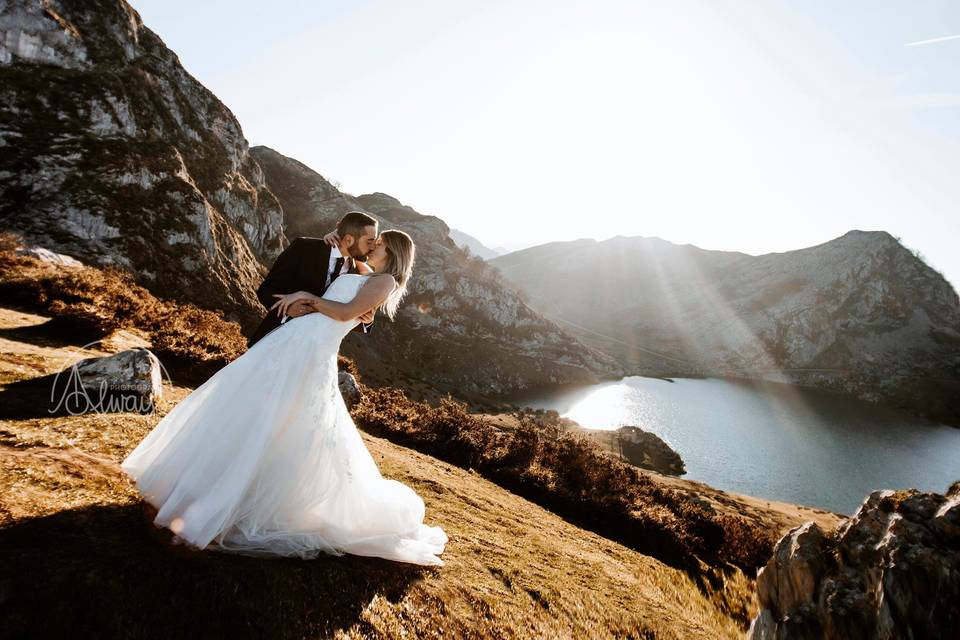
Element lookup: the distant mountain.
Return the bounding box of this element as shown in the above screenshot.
[251,146,623,397]
[449,229,501,259]
[491,232,960,425]
[0,0,285,326]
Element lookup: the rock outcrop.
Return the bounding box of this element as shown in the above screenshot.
[15,245,83,267]
[250,145,623,396]
[61,347,163,413]
[0,1,624,398]
[616,425,686,476]
[748,482,960,639]
[337,371,361,410]
[492,233,960,425]
[0,0,285,327]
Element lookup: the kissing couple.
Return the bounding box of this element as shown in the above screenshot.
[120,211,448,566]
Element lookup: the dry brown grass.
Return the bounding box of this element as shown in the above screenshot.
[0,235,787,636]
[0,231,246,384]
[0,305,749,639]
[353,387,776,578]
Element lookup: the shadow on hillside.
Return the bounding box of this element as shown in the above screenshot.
[0,371,136,420]
[0,502,428,638]
[0,373,68,419]
[0,313,103,349]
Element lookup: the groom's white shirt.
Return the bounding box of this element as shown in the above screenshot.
[280,244,370,332]
[324,245,350,289]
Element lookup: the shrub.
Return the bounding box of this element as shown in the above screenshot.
[0,230,22,253]
[352,386,775,573]
[0,239,245,383]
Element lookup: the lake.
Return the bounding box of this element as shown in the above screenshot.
[508,376,960,515]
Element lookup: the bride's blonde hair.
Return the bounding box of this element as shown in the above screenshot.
[372,229,415,319]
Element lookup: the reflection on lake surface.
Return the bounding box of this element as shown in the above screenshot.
[508,376,960,514]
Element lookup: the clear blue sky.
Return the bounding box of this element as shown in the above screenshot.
[131,0,960,289]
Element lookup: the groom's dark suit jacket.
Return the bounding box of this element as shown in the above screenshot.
[247,237,372,348]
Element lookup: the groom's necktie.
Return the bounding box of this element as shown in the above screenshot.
[330,256,354,286]
[330,257,345,285]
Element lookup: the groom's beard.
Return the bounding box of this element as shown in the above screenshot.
[346,245,369,261]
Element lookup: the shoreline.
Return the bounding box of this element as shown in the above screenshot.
[478,410,847,535]
[497,372,957,428]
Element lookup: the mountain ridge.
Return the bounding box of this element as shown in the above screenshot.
[449,228,501,259]
[491,230,960,425]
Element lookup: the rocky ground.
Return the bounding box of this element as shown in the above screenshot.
[750,484,960,638]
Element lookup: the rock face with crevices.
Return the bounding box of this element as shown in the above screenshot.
[0,2,622,397]
[748,482,960,639]
[0,0,286,327]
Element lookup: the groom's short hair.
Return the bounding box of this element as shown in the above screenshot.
[337,211,378,240]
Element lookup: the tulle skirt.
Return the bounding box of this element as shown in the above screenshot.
[120,312,448,566]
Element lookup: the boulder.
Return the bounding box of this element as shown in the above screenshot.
[62,347,164,413]
[338,372,361,410]
[748,482,960,639]
[616,425,686,476]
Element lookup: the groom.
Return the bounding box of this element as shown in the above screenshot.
[246,211,378,348]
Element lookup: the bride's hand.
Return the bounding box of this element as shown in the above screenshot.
[270,291,320,318]
[286,300,314,318]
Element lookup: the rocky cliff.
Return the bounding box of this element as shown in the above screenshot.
[250,146,623,396]
[749,482,960,639]
[492,232,960,424]
[0,1,621,396]
[0,0,285,326]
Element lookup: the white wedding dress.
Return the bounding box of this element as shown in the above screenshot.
[120,273,447,566]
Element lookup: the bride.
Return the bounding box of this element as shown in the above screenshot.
[120,229,448,566]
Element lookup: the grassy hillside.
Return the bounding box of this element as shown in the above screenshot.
[1,305,753,639]
[0,236,844,637]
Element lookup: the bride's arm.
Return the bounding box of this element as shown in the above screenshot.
[272,276,395,322]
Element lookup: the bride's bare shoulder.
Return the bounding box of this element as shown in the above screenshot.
[363,273,397,290]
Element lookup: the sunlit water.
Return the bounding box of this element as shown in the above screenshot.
[507,376,960,515]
